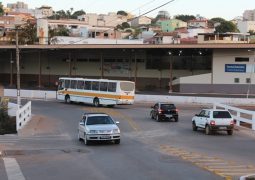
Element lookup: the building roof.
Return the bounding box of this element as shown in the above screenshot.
[0,44,255,50]
[188,19,208,23]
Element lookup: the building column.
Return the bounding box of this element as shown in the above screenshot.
[68,52,72,77]
[38,51,41,88]
[134,51,137,85]
[10,51,14,86]
[169,52,173,93]
[100,51,104,79]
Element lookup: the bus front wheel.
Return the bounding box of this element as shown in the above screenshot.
[93,98,100,107]
[65,95,71,104]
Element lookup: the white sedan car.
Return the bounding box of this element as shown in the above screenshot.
[78,113,120,145]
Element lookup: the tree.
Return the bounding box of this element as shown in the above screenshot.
[19,21,37,44]
[117,10,128,16]
[215,21,239,33]
[121,22,130,29]
[248,30,255,35]
[71,10,86,19]
[49,27,70,37]
[175,15,196,22]
[210,17,226,23]
[0,2,4,16]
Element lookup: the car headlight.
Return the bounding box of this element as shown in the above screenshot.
[89,130,98,134]
[113,129,120,134]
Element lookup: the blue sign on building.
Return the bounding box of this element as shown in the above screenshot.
[225,64,246,73]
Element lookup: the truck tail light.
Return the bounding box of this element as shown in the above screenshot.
[210,120,216,126]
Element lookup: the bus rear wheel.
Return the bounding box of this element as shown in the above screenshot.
[93,98,100,107]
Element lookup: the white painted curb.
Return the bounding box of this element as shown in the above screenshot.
[240,174,255,180]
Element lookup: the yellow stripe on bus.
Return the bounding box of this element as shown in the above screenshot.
[58,90,134,100]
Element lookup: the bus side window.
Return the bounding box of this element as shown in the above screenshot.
[92,81,99,91]
[84,81,91,90]
[100,82,108,92]
[108,82,116,92]
[77,81,84,89]
[65,80,70,89]
[70,80,77,89]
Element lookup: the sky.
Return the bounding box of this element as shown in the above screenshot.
[0,0,254,20]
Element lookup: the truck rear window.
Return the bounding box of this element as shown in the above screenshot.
[213,111,231,118]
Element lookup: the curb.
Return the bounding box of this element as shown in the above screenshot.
[240,174,255,180]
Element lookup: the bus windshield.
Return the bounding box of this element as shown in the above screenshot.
[120,82,135,92]
[58,79,64,90]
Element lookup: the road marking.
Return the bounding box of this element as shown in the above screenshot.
[3,157,26,180]
[82,107,140,131]
[160,145,255,180]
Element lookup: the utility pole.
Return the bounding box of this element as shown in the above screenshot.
[15,26,21,108]
[168,51,173,93]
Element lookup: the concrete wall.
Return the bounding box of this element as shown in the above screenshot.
[4,89,255,105]
[173,73,211,85]
[213,49,255,84]
[176,84,255,94]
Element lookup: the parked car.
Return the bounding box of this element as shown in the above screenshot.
[192,109,234,135]
[150,103,178,122]
[78,113,120,145]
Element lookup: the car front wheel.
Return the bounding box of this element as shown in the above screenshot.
[192,121,197,131]
[84,135,90,145]
[114,139,120,144]
[156,115,160,122]
[78,132,82,141]
[205,125,211,135]
[150,112,154,119]
[227,130,233,135]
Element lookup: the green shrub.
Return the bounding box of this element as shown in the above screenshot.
[0,108,17,135]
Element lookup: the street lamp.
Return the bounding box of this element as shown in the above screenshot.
[246,49,255,98]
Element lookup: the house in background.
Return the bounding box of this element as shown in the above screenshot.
[188,18,208,28]
[78,13,127,27]
[130,16,152,27]
[157,19,187,32]
[237,21,255,33]
[197,33,250,43]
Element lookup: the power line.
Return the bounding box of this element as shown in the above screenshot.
[53,0,176,47]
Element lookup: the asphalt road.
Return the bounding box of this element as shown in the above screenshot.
[1,101,255,180]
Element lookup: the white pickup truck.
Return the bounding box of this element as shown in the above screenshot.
[192,109,234,135]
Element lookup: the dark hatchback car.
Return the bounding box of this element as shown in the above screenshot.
[150,103,178,122]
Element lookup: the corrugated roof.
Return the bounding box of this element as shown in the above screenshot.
[0,44,255,49]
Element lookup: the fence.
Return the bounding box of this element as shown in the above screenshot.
[16,101,32,131]
[213,103,255,130]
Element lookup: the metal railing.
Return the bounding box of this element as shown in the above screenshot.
[213,103,255,130]
[16,101,31,131]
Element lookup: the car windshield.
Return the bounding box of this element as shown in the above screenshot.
[161,104,175,110]
[213,111,232,118]
[86,116,115,125]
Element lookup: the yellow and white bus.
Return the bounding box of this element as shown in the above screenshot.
[57,77,135,107]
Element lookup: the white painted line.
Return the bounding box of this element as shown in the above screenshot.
[3,157,26,180]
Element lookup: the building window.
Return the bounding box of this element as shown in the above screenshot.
[246,78,251,83]
[234,78,239,83]
[235,57,249,62]
[104,33,108,37]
